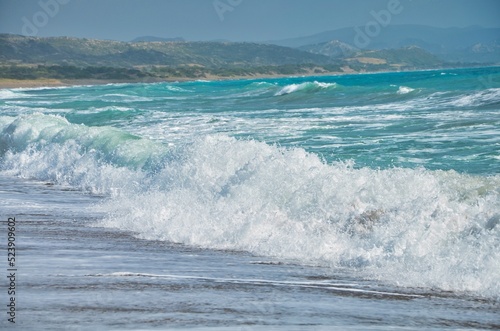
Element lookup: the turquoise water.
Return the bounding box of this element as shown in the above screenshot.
[1,67,500,329]
[2,67,499,174]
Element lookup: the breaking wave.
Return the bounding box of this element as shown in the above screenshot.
[397,86,415,94]
[275,81,338,96]
[1,113,499,299]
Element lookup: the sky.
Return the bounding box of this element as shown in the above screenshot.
[0,0,499,42]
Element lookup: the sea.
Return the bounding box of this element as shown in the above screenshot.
[1,66,499,330]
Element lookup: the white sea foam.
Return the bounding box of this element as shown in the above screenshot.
[93,135,499,299]
[0,90,29,99]
[0,114,161,193]
[102,93,153,102]
[397,86,415,94]
[450,88,500,107]
[91,272,423,297]
[275,81,337,96]
[164,85,193,93]
[1,112,499,299]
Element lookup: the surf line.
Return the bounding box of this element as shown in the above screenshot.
[6,217,16,324]
[93,272,424,299]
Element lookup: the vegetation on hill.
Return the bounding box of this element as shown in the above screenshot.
[0,34,485,83]
[299,40,359,58]
[0,34,333,68]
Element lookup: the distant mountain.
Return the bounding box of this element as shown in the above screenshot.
[131,36,184,43]
[0,34,333,68]
[444,40,500,63]
[270,25,500,63]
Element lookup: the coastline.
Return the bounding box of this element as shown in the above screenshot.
[0,78,67,89]
[1,65,497,89]
[0,78,164,89]
[4,175,498,330]
[0,72,345,89]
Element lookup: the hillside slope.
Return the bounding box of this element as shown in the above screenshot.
[0,34,333,68]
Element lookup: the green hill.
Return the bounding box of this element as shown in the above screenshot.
[0,34,333,68]
[0,34,481,83]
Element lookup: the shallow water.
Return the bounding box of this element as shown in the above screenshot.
[1,175,499,330]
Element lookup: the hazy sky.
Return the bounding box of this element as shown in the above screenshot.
[1,0,499,41]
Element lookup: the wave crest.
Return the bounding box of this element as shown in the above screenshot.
[275,81,337,96]
[1,114,499,299]
[397,86,415,94]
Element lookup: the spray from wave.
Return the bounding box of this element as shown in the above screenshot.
[1,113,499,299]
[397,86,415,95]
[275,81,338,96]
[450,88,500,107]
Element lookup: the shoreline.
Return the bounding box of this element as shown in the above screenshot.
[4,175,498,329]
[1,65,497,89]
[0,73,346,89]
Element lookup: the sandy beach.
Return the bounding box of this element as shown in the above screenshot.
[0,78,67,89]
[0,78,156,89]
